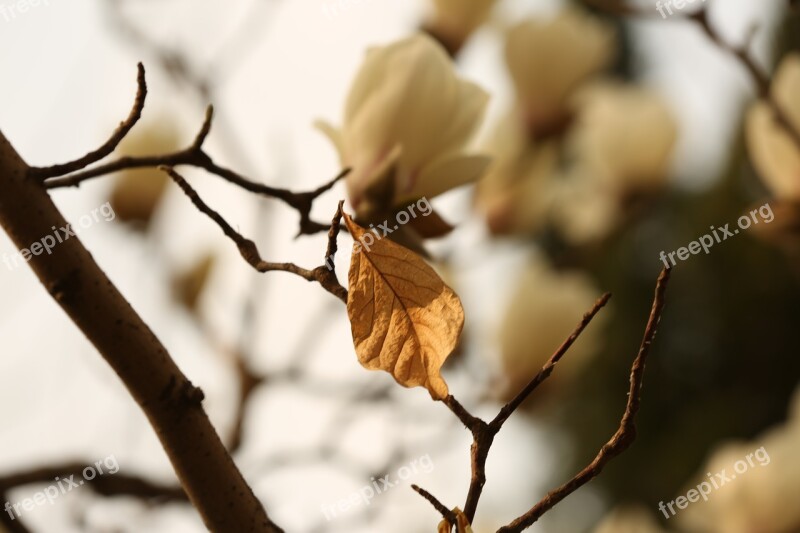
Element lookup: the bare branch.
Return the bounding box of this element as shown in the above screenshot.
[411,484,457,526]
[443,293,611,522]
[0,463,186,503]
[441,395,482,431]
[491,292,612,430]
[584,0,800,146]
[43,95,348,237]
[29,63,147,180]
[161,166,348,302]
[497,268,671,533]
[191,104,215,150]
[0,130,283,533]
[436,270,669,527]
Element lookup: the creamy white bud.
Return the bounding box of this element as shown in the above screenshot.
[499,258,605,398]
[505,8,615,131]
[567,81,677,192]
[429,0,498,44]
[317,34,490,218]
[746,53,800,201]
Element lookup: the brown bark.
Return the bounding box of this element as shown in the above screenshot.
[0,131,282,532]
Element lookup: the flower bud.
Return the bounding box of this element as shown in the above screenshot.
[427,0,498,53]
[746,53,800,201]
[317,34,490,220]
[505,8,615,136]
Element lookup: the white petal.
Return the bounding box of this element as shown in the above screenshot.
[335,33,491,213]
[772,53,800,135]
[430,0,498,39]
[401,153,491,202]
[568,81,677,191]
[505,7,615,113]
[746,101,800,201]
[347,143,403,215]
[313,120,345,164]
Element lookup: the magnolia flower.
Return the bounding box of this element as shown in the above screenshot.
[677,389,800,533]
[499,257,605,398]
[428,0,498,49]
[477,82,676,243]
[568,81,677,193]
[746,53,800,201]
[317,34,490,221]
[505,8,615,134]
[475,114,564,235]
[548,82,677,244]
[549,173,620,245]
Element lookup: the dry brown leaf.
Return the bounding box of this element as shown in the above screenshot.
[344,213,464,400]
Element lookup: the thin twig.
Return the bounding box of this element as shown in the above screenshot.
[411,484,457,526]
[437,270,669,527]
[161,166,348,302]
[0,463,186,502]
[0,462,186,533]
[687,12,800,148]
[497,268,671,532]
[28,63,147,180]
[491,292,612,430]
[191,104,215,150]
[443,292,611,522]
[441,395,482,431]
[584,0,800,146]
[323,200,346,271]
[41,64,348,236]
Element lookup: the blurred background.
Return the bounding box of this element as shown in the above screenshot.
[1,0,799,532]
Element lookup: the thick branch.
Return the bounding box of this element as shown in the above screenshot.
[0,131,282,532]
[497,268,671,532]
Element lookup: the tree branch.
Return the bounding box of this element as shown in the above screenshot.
[41,64,348,237]
[161,166,348,303]
[411,484,457,526]
[28,63,147,180]
[497,268,671,532]
[437,270,668,528]
[0,131,283,533]
[490,292,612,430]
[440,292,611,523]
[0,463,186,503]
[583,0,800,146]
